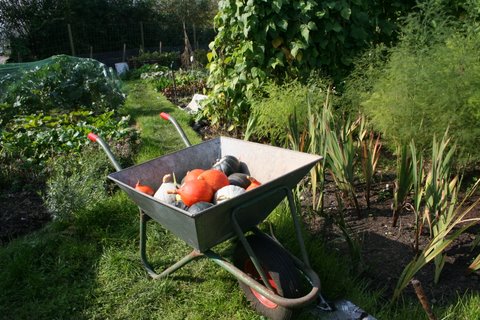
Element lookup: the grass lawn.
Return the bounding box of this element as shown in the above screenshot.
[0,80,478,319]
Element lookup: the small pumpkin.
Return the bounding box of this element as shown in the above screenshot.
[168,179,213,207]
[154,174,177,204]
[214,185,246,204]
[182,168,205,184]
[188,201,214,214]
[228,173,251,189]
[135,180,154,196]
[212,155,241,176]
[197,169,229,192]
[246,176,262,191]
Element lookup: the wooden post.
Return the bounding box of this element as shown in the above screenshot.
[67,24,75,56]
[193,23,197,51]
[411,279,437,320]
[159,41,162,53]
[140,21,145,52]
[122,43,126,62]
[90,46,93,59]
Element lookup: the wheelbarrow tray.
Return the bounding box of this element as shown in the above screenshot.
[108,137,321,252]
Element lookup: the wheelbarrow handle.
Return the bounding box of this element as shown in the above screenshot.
[159,112,192,148]
[87,132,122,172]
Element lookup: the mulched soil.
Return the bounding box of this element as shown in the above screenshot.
[0,188,51,245]
[314,176,480,304]
[1,121,479,307]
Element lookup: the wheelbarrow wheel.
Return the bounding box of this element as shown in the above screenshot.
[233,234,304,320]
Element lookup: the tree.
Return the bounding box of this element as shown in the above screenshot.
[0,0,161,61]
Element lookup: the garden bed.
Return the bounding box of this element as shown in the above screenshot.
[317,176,480,303]
[0,187,50,245]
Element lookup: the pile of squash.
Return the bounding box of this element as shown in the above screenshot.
[135,155,261,214]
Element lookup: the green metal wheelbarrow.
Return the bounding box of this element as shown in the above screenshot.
[88,112,374,320]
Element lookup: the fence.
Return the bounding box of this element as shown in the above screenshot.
[9,22,215,67]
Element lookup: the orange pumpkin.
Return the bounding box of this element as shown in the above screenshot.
[197,169,229,192]
[183,168,205,183]
[135,180,155,196]
[169,179,213,206]
[246,176,262,191]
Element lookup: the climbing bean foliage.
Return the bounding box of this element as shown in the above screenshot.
[204,0,415,128]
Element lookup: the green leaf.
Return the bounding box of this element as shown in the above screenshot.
[307,21,317,30]
[272,0,282,13]
[291,44,301,58]
[326,2,336,9]
[316,9,326,18]
[301,24,310,43]
[340,7,351,20]
[277,19,288,31]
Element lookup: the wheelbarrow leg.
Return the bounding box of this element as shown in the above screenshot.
[139,209,204,279]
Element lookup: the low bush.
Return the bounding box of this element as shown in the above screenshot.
[0,55,124,119]
[0,110,135,170]
[0,56,136,185]
[128,51,180,69]
[44,147,111,221]
[193,49,208,67]
[123,64,169,81]
[245,78,329,145]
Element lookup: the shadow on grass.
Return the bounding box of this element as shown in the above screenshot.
[0,196,139,319]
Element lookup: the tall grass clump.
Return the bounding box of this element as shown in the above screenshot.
[393,133,480,300]
[245,79,328,145]
[345,1,480,162]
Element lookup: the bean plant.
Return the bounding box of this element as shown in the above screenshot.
[203,0,415,128]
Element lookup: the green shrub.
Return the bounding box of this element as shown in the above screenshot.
[245,78,328,145]
[0,110,135,169]
[0,55,124,118]
[44,148,111,221]
[347,2,480,162]
[193,49,208,67]
[124,64,170,80]
[0,55,135,182]
[128,51,180,69]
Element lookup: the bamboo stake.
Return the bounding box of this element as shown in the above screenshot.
[67,24,75,56]
[140,21,145,51]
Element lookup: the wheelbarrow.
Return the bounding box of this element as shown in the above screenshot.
[88,112,375,320]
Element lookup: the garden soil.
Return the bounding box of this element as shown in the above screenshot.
[1,126,479,306]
